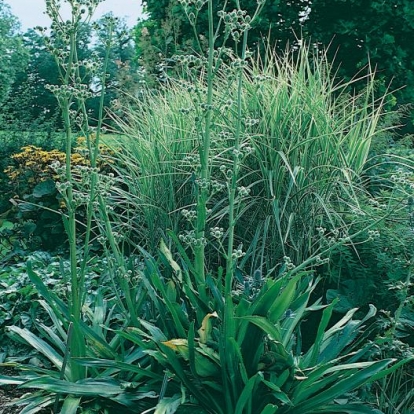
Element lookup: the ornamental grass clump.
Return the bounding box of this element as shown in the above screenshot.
[111,42,388,271]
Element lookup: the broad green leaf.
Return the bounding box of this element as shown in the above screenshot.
[368,355,414,383]
[20,377,124,396]
[72,358,164,381]
[292,359,393,413]
[140,319,168,342]
[259,372,292,406]
[157,344,221,412]
[60,396,81,414]
[281,288,312,349]
[148,271,187,337]
[7,327,65,374]
[234,374,259,414]
[272,368,292,389]
[304,299,338,367]
[293,369,349,404]
[228,337,249,385]
[154,394,182,414]
[18,394,56,414]
[32,179,56,198]
[167,230,196,275]
[292,360,340,401]
[324,361,378,375]
[160,239,183,283]
[0,375,25,385]
[267,273,302,323]
[250,278,286,316]
[237,315,282,343]
[260,404,278,414]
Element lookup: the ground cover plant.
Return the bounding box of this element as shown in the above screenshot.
[0,0,414,413]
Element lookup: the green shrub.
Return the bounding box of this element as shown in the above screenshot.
[1,141,116,254]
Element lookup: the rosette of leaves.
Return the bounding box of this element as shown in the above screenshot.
[111,243,412,414]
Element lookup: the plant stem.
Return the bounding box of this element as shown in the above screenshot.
[194,0,215,301]
[60,18,86,382]
[78,21,114,299]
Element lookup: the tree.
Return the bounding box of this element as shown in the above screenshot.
[0,0,27,106]
[3,29,61,130]
[304,0,414,128]
[135,0,311,81]
[2,23,95,131]
[89,14,139,122]
[138,0,414,128]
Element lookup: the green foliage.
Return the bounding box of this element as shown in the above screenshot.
[107,246,409,414]
[319,138,414,344]
[0,0,28,106]
[137,0,308,76]
[1,29,62,131]
[110,44,387,269]
[323,196,413,313]
[305,0,414,130]
[0,252,104,358]
[1,1,413,413]
[0,253,160,413]
[138,0,414,130]
[1,143,106,253]
[0,12,138,134]
[372,365,414,414]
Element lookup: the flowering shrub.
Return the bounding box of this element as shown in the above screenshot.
[4,137,114,191]
[4,144,86,194]
[2,138,115,252]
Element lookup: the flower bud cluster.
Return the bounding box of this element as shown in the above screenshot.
[210,227,224,239]
[183,154,200,169]
[46,84,92,100]
[173,54,206,68]
[368,229,381,240]
[391,168,414,189]
[283,256,295,271]
[195,178,210,189]
[218,131,232,140]
[56,181,72,194]
[253,74,273,83]
[244,118,260,127]
[181,209,197,221]
[241,144,254,155]
[315,255,330,265]
[218,9,253,42]
[211,180,225,193]
[179,230,207,247]
[237,186,251,197]
[232,246,246,259]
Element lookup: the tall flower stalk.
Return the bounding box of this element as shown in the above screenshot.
[192,0,215,300]
[44,0,114,380]
[182,0,264,301]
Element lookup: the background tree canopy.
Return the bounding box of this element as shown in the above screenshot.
[138,0,414,129]
[1,0,413,131]
[0,6,138,132]
[0,0,27,106]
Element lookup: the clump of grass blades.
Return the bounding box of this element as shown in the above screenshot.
[109,43,388,271]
